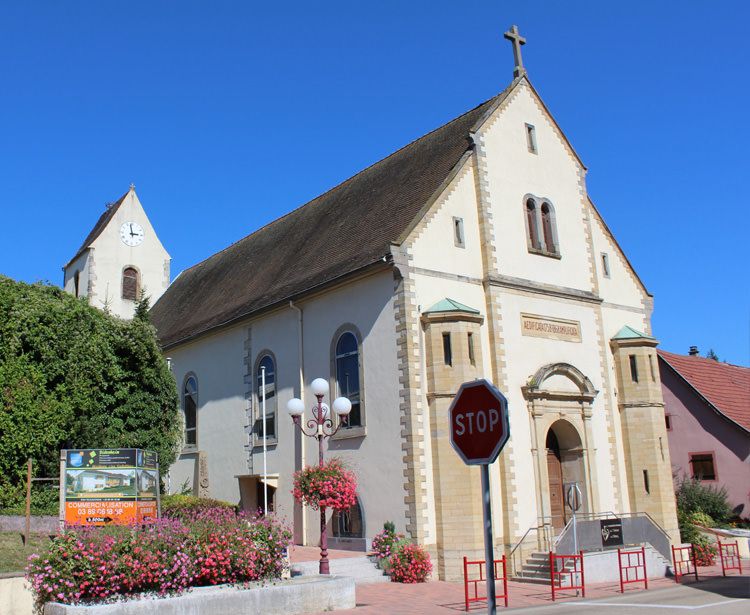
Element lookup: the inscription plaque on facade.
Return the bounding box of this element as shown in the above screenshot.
[521,313,581,342]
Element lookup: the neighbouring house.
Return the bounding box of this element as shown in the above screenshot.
[658,348,750,518]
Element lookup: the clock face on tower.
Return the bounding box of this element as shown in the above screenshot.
[120,222,145,247]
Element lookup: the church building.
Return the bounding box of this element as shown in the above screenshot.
[63,186,170,320]
[148,28,679,580]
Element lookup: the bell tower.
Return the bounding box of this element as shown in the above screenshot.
[62,186,170,319]
[610,326,679,542]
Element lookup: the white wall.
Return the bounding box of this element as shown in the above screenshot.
[168,324,249,503]
[480,83,592,292]
[86,190,170,319]
[166,270,406,545]
[62,251,91,297]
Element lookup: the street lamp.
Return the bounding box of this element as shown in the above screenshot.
[287,378,352,575]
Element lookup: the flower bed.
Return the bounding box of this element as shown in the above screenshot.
[292,458,357,511]
[25,512,291,612]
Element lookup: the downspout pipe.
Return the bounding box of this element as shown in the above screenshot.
[289,300,306,543]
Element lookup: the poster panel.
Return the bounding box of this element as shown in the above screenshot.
[61,449,159,527]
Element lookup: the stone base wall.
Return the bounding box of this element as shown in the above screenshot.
[44,576,355,615]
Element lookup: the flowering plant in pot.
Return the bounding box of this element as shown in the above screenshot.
[388,542,432,583]
[292,458,357,511]
[372,521,405,568]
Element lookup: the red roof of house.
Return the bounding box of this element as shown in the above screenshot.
[658,349,750,432]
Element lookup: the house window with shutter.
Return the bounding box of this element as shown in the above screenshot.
[122,267,139,301]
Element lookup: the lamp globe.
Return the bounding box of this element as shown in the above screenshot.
[332,397,352,416]
[311,378,329,397]
[287,398,305,417]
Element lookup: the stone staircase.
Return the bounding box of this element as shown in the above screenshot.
[291,555,390,585]
[513,551,573,584]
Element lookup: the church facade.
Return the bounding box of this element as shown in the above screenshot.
[63,186,170,320]
[149,31,678,581]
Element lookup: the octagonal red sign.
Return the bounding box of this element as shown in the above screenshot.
[449,379,510,465]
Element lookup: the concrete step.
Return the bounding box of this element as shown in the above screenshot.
[291,556,390,585]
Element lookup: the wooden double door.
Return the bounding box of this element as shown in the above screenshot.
[546,430,566,530]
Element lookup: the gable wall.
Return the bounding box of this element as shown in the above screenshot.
[87,191,170,319]
[480,83,592,291]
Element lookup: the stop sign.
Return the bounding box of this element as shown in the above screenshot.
[449,379,510,465]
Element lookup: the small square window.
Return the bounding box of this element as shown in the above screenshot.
[525,123,537,154]
[453,217,465,248]
[689,453,716,481]
[601,253,611,278]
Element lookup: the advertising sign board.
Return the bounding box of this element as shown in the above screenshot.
[61,449,160,527]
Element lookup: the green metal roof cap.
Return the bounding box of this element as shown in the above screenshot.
[424,298,480,315]
[612,325,655,340]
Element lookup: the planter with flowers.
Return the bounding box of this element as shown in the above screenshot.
[26,507,355,615]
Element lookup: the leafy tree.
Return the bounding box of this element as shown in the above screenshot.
[0,276,180,506]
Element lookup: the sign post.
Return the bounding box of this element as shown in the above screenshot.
[449,379,510,615]
[565,482,583,595]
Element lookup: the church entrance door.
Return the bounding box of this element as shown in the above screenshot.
[546,430,566,530]
[545,420,587,532]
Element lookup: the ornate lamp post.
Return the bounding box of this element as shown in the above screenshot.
[287,378,352,575]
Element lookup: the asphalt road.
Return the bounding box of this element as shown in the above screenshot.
[508,575,750,614]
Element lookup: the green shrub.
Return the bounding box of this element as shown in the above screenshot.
[0,278,181,498]
[688,511,715,527]
[675,477,731,525]
[0,483,58,516]
[161,494,236,521]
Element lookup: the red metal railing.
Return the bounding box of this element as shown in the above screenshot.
[618,546,648,592]
[671,544,698,583]
[463,555,509,610]
[718,541,743,576]
[549,551,585,601]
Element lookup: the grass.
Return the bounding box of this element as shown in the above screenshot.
[0,531,49,574]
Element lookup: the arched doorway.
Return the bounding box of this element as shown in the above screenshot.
[545,420,586,530]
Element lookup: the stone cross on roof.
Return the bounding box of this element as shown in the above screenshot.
[503,24,526,78]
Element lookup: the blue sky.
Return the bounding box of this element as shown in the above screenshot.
[1,1,747,365]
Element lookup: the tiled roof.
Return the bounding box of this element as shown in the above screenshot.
[658,349,750,432]
[151,84,520,348]
[64,189,130,269]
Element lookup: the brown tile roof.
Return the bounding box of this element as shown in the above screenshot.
[64,190,129,269]
[151,86,514,348]
[658,349,750,432]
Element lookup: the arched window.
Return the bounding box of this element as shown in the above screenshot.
[122,267,139,301]
[74,271,80,297]
[541,202,557,254]
[335,332,361,427]
[332,497,364,538]
[526,199,541,250]
[183,375,198,447]
[255,354,276,439]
